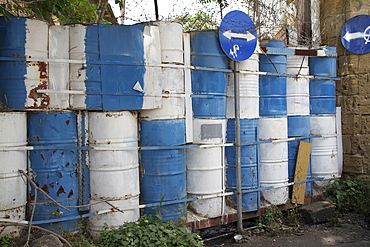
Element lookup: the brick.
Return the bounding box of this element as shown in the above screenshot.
[357,95,370,114]
[342,135,352,154]
[358,74,370,95]
[361,115,370,134]
[337,75,360,95]
[358,55,370,74]
[343,154,364,174]
[298,201,336,224]
[341,114,361,135]
[351,134,370,155]
[341,95,358,114]
[363,156,370,174]
[337,55,359,76]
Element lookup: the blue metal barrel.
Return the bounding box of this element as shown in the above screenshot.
[259,76,287,117]
[309,47,336,77]
[226,118,259,211]
[309,79,336,115]
[27,111,80,232]
[190,30,227,119]
[141,149,187,222]
[259,40,287,73]
[0,17,30,109]
[99,25,146,110]
[84,25,102,109]
[190,30,229,69]
[192,70,226,118]
[140,119,186,146]
[288,115,310,137]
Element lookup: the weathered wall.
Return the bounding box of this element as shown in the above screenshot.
[320,0,370,178]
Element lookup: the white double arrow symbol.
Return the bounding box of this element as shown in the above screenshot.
[343,26,370,44]
[222,30,256,41]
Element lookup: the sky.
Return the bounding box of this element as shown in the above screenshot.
[108,0,249,25]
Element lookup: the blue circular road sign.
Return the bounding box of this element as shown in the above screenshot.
[219,10,257,61]
[341,15,370,54]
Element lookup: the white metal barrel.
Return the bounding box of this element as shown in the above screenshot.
[311,137,338,178]
[24,19,49,109]
[260,142,289,206]
[157,22,184,64]
[187,147,224,218]
[230,53,259,72]
[287,77,309,116]
[69,24,88,109]
[0,112,27,236]
[259,117,287,140]
[140,68,185,120]
[287,52,309,75]
[310,115,336,136]
[88,111,140,237]
[311,137,339,196]
[48,26,70,109]
[226,73,259,119]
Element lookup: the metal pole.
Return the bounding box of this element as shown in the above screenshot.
[154,0,159,21]
[234,61,243,233]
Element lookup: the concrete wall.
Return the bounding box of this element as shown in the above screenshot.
[320,0,370,178]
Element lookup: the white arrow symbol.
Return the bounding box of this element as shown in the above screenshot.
[223,30,256,41]
[343,31,365,42]
[343,26,370,44]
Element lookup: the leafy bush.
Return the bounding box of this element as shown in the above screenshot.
[326,177,370,217]
[257,206,283,231]
[0,234,15,247]
[98,214,204,247]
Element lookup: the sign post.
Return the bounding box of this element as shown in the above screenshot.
[219,10,257,234]
[341,15,370,54]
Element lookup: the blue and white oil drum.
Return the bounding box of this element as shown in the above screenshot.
[69,24,162,111]
[0,17,49,110]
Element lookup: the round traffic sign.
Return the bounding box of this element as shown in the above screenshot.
[219,10,257,61]
[341,15,370,54]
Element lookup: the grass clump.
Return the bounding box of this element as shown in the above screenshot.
[98,214,204,247]
[0,234,15,247]
[257,206,283,232]
[326,176,370,217]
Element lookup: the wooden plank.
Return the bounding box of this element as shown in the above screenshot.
[292,141,312,204]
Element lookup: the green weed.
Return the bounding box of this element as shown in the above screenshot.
[326,176,370,217]
[98,214,204,247]
[257,206,283,231]
[0,234,15,247]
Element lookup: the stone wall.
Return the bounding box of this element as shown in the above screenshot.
[320,0,370,178]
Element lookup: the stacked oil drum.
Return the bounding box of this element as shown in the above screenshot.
[0,16,340,237]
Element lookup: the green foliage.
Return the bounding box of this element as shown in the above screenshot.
[199,0,229,9]
[257,206,283,231]
[284,205,302,227]
[0,234,15,247]
[98,214,204,247]
[0,0,100,24]
[175,11,218,32]
[61,232,96,247]
[326,177,370,217]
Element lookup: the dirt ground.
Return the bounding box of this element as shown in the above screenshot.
[204,214,370,247]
